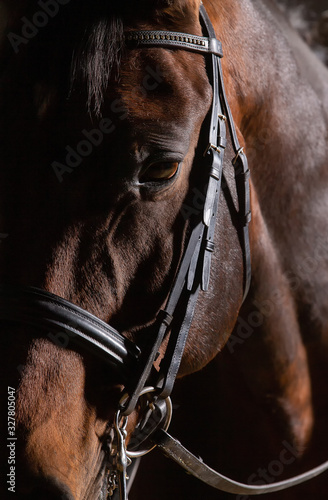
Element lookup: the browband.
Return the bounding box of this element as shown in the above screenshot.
[126,30,223,57]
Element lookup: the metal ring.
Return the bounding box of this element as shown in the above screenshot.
[118,386,157,408]
[119,386,172,459]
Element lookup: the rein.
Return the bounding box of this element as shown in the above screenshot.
[1,4,327,500]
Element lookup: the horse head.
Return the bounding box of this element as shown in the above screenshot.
[0,1,248,497]
[1,0,320,498]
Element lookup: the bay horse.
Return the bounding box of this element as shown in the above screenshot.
[0,0,328,499]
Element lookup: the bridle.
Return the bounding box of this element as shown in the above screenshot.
[1,4,328,500]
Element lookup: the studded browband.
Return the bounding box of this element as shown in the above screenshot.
[125,30,223,57]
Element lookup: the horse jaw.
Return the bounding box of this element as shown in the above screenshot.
[234,188,314,453]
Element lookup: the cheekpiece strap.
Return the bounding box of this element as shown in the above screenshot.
[122,5,252,413]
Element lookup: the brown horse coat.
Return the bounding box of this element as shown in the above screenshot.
[0,0,327,499]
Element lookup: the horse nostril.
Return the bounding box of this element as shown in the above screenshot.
[24,489,75,500]
[20,477,75,500]
[27,491,73,500]
[35,490,73,500]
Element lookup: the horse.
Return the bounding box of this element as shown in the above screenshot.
[0,0,327,499]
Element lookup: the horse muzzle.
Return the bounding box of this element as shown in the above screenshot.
[16,476,75,500]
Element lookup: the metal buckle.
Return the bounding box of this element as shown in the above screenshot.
[232,147,245,165]
[203,143,221,157]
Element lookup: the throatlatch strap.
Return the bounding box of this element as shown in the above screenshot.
[216,55,252,301]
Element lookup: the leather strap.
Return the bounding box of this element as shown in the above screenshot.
[155,9,226,400]
[125,30,223,57]
[200,3,252,300]
[0,286,140,381]
[155,429,328,494]
[121,221,205,414]
[122,3,250,413]
[215,52,252,301]
[199,4,226,293]
[121,9,228,413]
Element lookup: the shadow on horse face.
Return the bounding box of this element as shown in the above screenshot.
[13,477,75,500]
[0,1,245,498]
[5,327,128,499]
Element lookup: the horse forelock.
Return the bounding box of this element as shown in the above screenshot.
[70,15,124,117]
[2,0,203,118]
[68,0,201,116]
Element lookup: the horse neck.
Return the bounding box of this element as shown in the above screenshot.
[212,0,328,262]
[211,0,328,168]
[212,0,328,380]
[224,3,322,103]
[207,0,328,447]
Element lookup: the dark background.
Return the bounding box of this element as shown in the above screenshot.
[280,0,328,65]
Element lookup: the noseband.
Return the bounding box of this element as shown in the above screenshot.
[1,4,328,500]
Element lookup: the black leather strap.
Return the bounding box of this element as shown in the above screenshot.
[125,31,223,57]
[155,429,328,494]
[216,53,252,301]
[121,221,205,415]
[199,4,226,292]
[121,3,252,414]
[120,34,236,402]
[155,9,226,399]
[157,284,201,399]
[0,286,140,381]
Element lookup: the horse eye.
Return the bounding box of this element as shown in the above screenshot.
[140,162,179,183]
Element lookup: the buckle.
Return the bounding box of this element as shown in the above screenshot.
[203,143,221,157]
[242,211,252,226]
[232,147,245,165]
[157,310,173,328]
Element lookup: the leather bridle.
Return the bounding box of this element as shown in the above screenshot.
[0,4,327,500]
